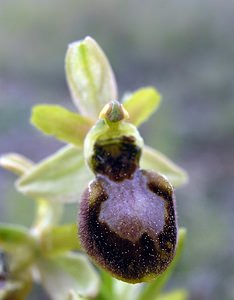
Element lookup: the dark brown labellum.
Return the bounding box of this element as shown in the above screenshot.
[79,136,177,283]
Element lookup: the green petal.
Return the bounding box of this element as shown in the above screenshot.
[122,87,161,127]
[141,146,188,187]
[41,224,80,256]
[37,253,100,300]
[0,223,35,250]
[16,145,93,203]
[31,105,94,147]
[157,290,188,300]
[138,228,187,300]
[65,36,118,118]
[0,153,33,176]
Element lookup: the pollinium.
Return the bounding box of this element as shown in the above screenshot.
[79,101,177,283]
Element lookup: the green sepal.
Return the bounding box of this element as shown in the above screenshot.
[157,289,188,300]
[65,36,118,119]
[31,105,93,147]
[16,145,93,203]
[0,153,33,176]
[138,228,187,300]
[0,223,35,250]
[122,87,161,127]
[37,252,100,300]
[141,145,188,187]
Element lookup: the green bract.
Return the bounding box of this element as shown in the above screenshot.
[0,36,188,299]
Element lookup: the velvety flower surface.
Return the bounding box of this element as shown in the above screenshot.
[79,102,177,283]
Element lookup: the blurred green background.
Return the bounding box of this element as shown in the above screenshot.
[0,0,233,299]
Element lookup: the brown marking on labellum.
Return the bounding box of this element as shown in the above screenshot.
[143,170,174,200]
[91,136,141,182]
[79,169,177,283]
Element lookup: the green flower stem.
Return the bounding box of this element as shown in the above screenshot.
[40,224,80,256]
[30,198,63,237]
[96,271,114,300]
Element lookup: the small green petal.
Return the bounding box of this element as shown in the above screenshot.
[141,145,188,187]
[138,228,187,300]
[157,289,189,300]
[16,145,93,203]
[65,36,118,118]
[122,87,161,127]
[37,253,100,300]
[31,105,94,147]
[0,153,33,176]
